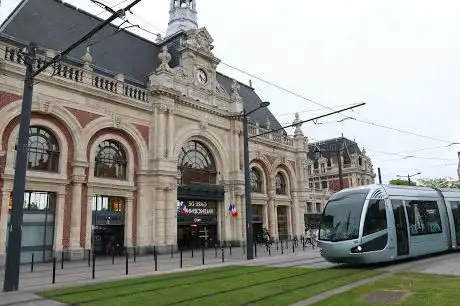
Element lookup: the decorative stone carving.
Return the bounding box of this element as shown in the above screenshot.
[81,46,93,70]
[175,67,189,82]
[216,83,229,98]
[199,121,208,130]
[112,113,122,128]
[41,100,51,113]
[265,116,271,130]
[230,79,242,102]
[292,112,304,137]
[183,29,214,54]
[157,46,172,73]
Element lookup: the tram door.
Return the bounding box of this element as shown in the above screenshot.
[392,200,409,256]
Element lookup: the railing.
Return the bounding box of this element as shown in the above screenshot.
[2,43,148,103]
[247,124,294,147]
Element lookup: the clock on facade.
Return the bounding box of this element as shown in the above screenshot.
[196,69,207,84]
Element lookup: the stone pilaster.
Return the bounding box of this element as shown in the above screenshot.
[267,190,277,239]
[69,161,87,259]
[155,186,166,245]
[165,185,177,246]
[53,192,66,251]
[84,193,92,250]
[292,192,301,237]
[167,108,175,158]
[136,172,153,248]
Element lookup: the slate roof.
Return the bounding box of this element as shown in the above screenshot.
[307,137,362,160]
[0,0,283,132]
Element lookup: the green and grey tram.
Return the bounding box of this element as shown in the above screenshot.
[317,184,460,264]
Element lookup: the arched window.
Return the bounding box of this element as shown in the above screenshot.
[275,172,287,195]
[26,126,60,172]
[250,167,263,193]
[94,139,127,180]
[178,140,216,184]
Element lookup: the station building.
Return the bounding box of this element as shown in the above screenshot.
[0,0,309,263]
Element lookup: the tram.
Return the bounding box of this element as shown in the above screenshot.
[317,184,460,264]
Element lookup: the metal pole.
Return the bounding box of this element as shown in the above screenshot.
[3,43,36,292]
[408,175,411,185]
[338,149,344,190]
[243,114,254,260]
[378,168,382,184]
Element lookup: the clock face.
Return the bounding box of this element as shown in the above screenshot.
[196,69,207,84]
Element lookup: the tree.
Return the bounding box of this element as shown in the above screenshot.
[389,178,417,186]
[416,177,460,189]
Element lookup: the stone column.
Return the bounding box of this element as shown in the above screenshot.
[53,192,66,252]
[292,192,301,237]
[262,204,269,229]
[136,173,153,251]
[165,185,178,246]
[124,196,134,247]
[167,109,175,158]
[69,163,86,257]
[155,187,166,246]
[157,105,167,158]
[233,130,240,170]
[267,190,277,239]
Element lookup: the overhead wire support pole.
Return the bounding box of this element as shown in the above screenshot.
[3,0,144,292]
[248,103,366,139]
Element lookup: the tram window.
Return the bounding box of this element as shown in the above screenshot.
[363,199,387,236]
[449,201,460,244]
[406,200,442,236]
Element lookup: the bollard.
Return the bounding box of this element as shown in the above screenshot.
[293,241,295,253]
[31,253,34,273]
[303,239,305,251]
[92,254,95,279]
[154,247,158,271]
[191,246,194,258]
[61,251,64,269]
[125,250,129,275]
[269,245,271,256]
[112,252,115,265]
[221,247,225,262]
[52,257,56,284]
[229,245,232,256]
[276,240,279,251]
[88,250,91,267]
[202,245,205,265]
[254,243,257,258]
[281,240,284,254]
[134,247,136,263]
[180,248,183,268]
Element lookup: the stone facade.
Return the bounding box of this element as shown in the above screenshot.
[304,137,375,229]
[0,0,310,261]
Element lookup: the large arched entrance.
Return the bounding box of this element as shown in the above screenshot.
[176,140,224,249]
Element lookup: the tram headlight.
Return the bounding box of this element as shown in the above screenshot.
[351,245,363,253]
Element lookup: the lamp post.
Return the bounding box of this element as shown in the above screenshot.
[238,101,270,260]
[397,172,421,185]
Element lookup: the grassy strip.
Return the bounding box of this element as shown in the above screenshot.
[40,266,379,306]
[314,271,460,305]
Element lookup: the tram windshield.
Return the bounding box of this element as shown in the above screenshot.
[319,189,370,242]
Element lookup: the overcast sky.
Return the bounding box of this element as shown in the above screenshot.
[1,0,460,183]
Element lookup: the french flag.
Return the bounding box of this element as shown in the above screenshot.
[228,203,238,217]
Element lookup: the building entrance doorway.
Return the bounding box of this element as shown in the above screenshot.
[91,195,126,255]
[178,224,218,249]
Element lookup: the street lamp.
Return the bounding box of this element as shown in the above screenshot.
[397,172,421,185]
[242,101,270,260]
